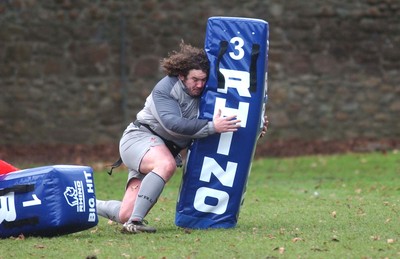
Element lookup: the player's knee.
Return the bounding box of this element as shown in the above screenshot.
[164,158,177,173]
[154,158,176,181]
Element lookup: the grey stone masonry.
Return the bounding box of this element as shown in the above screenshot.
[1,0,399,145]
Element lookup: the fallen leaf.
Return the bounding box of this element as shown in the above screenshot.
[34,244,46,249]
[370,235,380,241]
[387,239,395,244]
[331,211,337,218]
[292,237,303,242]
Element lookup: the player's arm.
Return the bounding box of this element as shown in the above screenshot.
[151,87,212,138]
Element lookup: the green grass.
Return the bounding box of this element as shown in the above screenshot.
[2,151,400,258]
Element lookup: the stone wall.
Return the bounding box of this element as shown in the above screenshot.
[1,0,399,145]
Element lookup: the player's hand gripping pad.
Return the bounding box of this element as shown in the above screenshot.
[176,17,269,229]
[0,165,98,238]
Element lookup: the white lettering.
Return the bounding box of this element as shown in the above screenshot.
[214,97,250,155]
[75,181,85,212]
[22,194,41,207]
[214,97,249,128]
[0,193,16,223]
[84,170,94,193]
[200,157,237,188]
[193,187,229,215]
[229,37,245,60]
[218,68,250,97]
[88,198,96,222]
[217,132,233,155]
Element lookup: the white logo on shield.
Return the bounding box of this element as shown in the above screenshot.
[63,181,85,212]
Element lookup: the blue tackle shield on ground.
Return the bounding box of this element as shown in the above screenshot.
[175,17,269,229]
[0,165,98,238]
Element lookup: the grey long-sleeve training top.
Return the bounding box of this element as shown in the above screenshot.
[124,76,216,149]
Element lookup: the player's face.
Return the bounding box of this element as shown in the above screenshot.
[180,69,208,97]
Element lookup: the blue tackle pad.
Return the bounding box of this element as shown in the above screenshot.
[0,165,98,238]
[175,16,269,229]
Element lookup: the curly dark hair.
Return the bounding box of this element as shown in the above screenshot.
[160,41,209,77]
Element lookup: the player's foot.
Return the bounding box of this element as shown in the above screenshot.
[122,220,156,234]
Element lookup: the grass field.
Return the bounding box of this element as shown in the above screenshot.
[1,151,399,258]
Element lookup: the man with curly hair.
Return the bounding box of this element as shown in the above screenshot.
[97,42,267,233]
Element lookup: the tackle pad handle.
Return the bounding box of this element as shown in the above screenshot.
[0,184,35,196]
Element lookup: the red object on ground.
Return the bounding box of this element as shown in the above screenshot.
[0,160,19,175]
